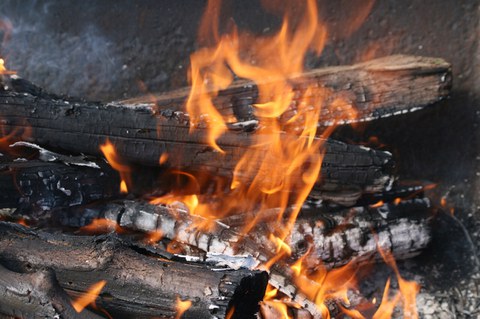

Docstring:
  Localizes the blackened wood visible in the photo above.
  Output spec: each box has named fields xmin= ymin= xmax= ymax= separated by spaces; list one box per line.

xmin=0 ymin=160 xmax=120 ymax=212
xmin=0 ymin=264 xmax=103 ymax=319
xmin=124 ymin=55 xmax=451 ymax=126
xmin=0 ymin=222 xmax=268 ymax=319
xmin=0 ymin=76 xmax=394 ymax=205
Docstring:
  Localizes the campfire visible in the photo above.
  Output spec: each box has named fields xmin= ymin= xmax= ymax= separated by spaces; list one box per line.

xmin=0 ymin=1 xmax=478 ymax=318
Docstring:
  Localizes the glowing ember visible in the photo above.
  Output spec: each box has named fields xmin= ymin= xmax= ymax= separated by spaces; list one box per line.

xmin=72 ymin=280 xmax=107 ymax=313
xmin=100 ymin=139 xmax=131 ymax=193
xmin=370 ymin=200 xmax=385 ymax=208
xmin=175 ymin=297 xmax=192 ymax=319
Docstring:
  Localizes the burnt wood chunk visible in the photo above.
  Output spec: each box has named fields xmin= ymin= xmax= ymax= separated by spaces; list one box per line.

xmin=0 ymin=222 xmax=268 ymax=319
xmin=0 ymin=160 xmax=120 ymax=212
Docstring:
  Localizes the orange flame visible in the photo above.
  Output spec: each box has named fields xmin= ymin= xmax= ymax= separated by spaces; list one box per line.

xmin=72 ymin=280 xmax=107 ymax=313
xmin=260 ymin=300 xmax=292 ymax=319
xmin=164 ymin=0 xmax=357 ymax=254
xmin=100 ymin=139 xmax=131 ymax=193
xmin=79 ymin=218 xmax=123 ymax=235
xmin=175 ymin=297 xmax=192 ymax=319
xmin=225 ymin=306 xmax=236 ymax=319
xmin=150 ymin=1 xmax=413 ymax=318
xmin=0 ymin=58 xmax=15 ymax=75
xmin=370 ymin=200 xmax=385 ymax=208
xmin=144 ymin=230 xmax=164 ymax=244
xmin=377 ymin=241 xmax=420 ymax=318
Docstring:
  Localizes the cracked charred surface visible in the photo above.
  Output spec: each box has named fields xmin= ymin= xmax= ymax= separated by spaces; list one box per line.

xmin=124 ymin=55 xmax=452 ymax=127
xmin=0 ymin=222 xmax=268 ymax=319
xmin=0 ymin=75 xmax=397 ymax=205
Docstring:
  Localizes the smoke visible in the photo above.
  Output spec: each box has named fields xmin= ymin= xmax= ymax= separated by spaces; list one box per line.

xmin=0 ymin=1 xmax=126 ymax=100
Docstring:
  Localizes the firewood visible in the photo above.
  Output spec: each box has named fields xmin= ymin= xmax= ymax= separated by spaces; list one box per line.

xmin=0 ymin=222 xmax=268 ymax=319
xmin=0 ymin=74 xmax=401 ymax=206
xmin=45 ymin=198 xmax=431 ymax=270
xmin=124 ymin=55 xmax=451 ymax=126
xmin=0 ymin=264 xmax=103 ymax=319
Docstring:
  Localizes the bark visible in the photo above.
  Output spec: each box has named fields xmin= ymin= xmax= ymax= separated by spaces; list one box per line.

xmin=0 ymin=74 xmax=396 ymax=205
xmin=0 ymin=222 xmax=268 ymax=319
xmin=123 ymin=55 xmax=451 ymax=126
xmin=0 ymin=264 xmax=103 ymax=319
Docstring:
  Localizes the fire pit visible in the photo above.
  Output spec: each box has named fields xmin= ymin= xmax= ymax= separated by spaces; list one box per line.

xmin=0 ymin=1 xmax=478 ymax=318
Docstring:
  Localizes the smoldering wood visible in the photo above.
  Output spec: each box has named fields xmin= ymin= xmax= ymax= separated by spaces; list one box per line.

xmin=47 ymin=198 xmax=431 ymax=271
xmin=0 ymin=222 xmax=268 ymax=319
xmin=0 ymin=76 xmax=397 ymax=205
xmin=124 ymin=55 xmax=451 ymax=126
xmin=0 ymin=264 xmax=103 ymax=319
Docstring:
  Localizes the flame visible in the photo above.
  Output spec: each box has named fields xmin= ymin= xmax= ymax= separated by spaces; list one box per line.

xmin=161 ymin=0 xmax=357 ymax=253
xmin=0 ymin=58 xmax=15 ymax=75
xmin=149 ymin=1 xmax=416 ymax=318
xmin=0 ymin=119 xmax=31 ymax=152
xmin=175 ymin=297 xmax=192 ymax=319
xmin=16 ymin=218 xmax=28 ymax=227
xmin=79 ymin=218 xmax=123 ymax=235
xmin=72 ymin=280 xmax=107 ymax=313
xmin=260 ymin=300 xmax=292 ymax=319
xmin=159 ymin=153 xmax=169 ymax=165
xmin=377 ymin=241 xmax=420 ymax=319
xmin=370 ymin=200 xmax=384 ymax=208
xmin=225 ymin=307 xmax=235 ymax=319
xmin=100 ymin=139 xmax=131 ymax=193
xmin=144 ymin=230 xmax=163 ymax=244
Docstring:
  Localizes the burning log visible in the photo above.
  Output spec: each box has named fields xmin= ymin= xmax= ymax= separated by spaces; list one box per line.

xmin=46 ymin=197 xmax=431 ymax=271
xmin=0 ymin=56 xmax=451 ymax=204
xmin=0 ymin=222 xmax=268 ymax=319
xmin=124 ymin=55 xmax=451 ymax=126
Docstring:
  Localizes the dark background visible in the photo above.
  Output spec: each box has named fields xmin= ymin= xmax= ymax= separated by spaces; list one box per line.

xmin=0 ymin=0 xmax=479 ymax=249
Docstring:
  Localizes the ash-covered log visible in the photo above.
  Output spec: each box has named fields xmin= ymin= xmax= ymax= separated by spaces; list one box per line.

xmin=0 ymin=222 xmax=268 ymax=319
xmin=46 ymin=197 xmax=431 ymax=271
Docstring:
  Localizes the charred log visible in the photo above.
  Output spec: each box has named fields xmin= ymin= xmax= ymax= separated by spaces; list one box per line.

xmin=0 ymin=222 xmax=268 ymax=319
xmin=1 ymin=71 xmax=414 ymax=204
xmin=0 ymin=159 xmax=120 ymax=212
xmin=0 ymin=264 xmax=103 ymax=319
xmin=124 ymin=55 xmax=451 ymax=126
